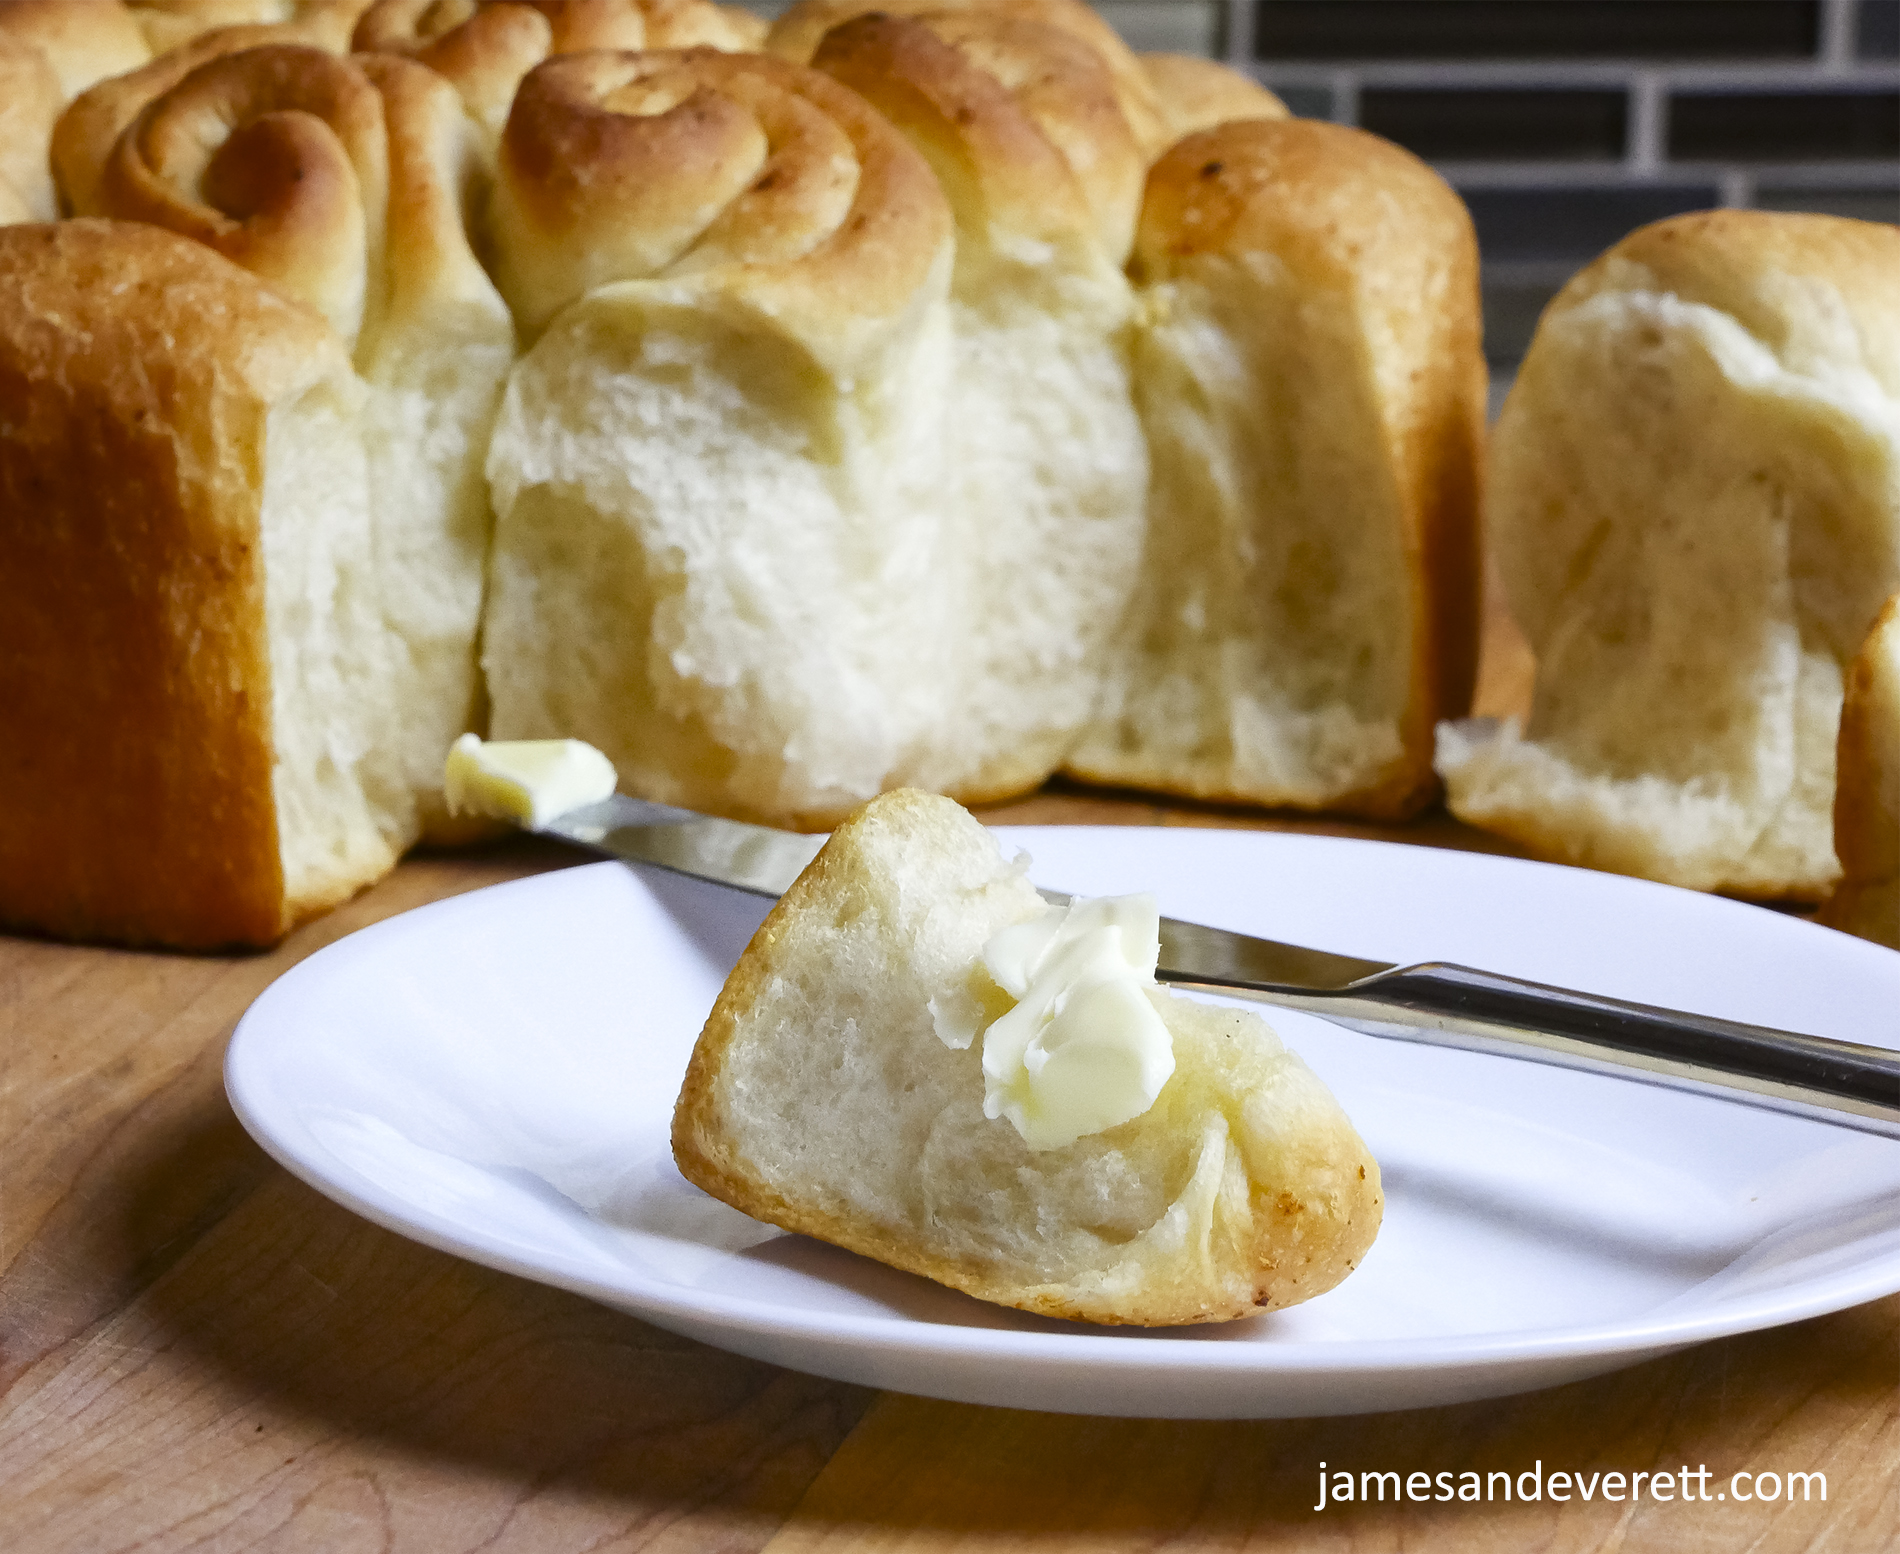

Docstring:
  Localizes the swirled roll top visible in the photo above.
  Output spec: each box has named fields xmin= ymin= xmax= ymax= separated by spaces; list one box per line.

xmin=54 ymin=21 xmax=335 ymax=217
xmin=489 ymin=50 xmax=955 ymax=351
xmin=99 ymin=46 xmax=388 ymax=350
xmin=91 ymin=43 xmax=495 ymax=367
xmin=769 ymin=0 xmax=1166 ymax=159
xmin=353 ymin=0 xmax=767 ymax=140
xmin=801 ymin=10 xmax=1140 ymax=275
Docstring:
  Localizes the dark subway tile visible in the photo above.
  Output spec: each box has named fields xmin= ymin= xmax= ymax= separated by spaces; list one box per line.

xmin=1482 ymin=278 xmax=1567 ymax=365
xmin=1460 ymin=184 xmax=1721 ymax=262
xmin=1754 ymin=182 xmax=1900 ymax=222
xmin=1272 ymin=83 xmax=1336 ymax=119
xmin=1254 ymin=1 xmax=1821 ymax=61
xmin=1359 ymin=88 xmax=1627 ymax=160
xmin=1859 ymin=0 xmax=1900 ymax=60
xmin=1669 ymin=90 xmax=1900 ymax=160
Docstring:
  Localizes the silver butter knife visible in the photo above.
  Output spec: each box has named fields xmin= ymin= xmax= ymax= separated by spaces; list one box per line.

xmin=545 ymin=794 xmax=1900 ymax=1142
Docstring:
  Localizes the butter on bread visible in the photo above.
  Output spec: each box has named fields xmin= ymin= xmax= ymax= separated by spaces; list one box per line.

xmin=1439 ymin=210 xmax=1900 ymax=899
xmin=672 ymin=789 xmax=1383 ymax=1326
xmin=1821 ymin=594 xmax=1900 ymax=948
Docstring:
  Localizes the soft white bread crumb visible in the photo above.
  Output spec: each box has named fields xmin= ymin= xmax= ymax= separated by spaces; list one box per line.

xmin=1821 ymin=593 xmax=1900 ymax=947
xmin=672 ymin=789 xmax=1383 ymax=1325
xmin=1440 ymin=211 xmax=1900 ymax=900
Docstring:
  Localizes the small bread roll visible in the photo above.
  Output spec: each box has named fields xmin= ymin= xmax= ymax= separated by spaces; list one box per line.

xmin=95 ymin=44 xmax=515 ymax=839
xmin=480 ymin=50 xmax=958 ymax=828
xmin=799 ymin=8 xmax=1151 ymax=803
xmin=127 ymin=0 xmax=375 ymax=54
xmin=673 ymin=788 xmax=1383 ymax=1325
xmin=1821 ymin=594 xmax=1900 ymax=947
xmin=1439 ymin=211 xmax=1900 ymax=899
xmin=0 ymin=221 xmax=396 ymax=948
xmin=1139 ymin=51 xmax=1287 ymax=147
xmin=352 ymin=0 xmax=766 ymax=144
xmin=1068 ymin=120 xmax=1485 ymax=819
xmin=0 ymin=33 xmax=61 ymax=224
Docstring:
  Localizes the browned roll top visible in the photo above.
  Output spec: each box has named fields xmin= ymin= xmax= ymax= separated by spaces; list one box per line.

xmin=99 ymin=45 xmax=389 ymax=347
xmin=769 ymin=0 xmax=1165 ymax=158
xmin=130 ymin=0 xmax=374 ymax=53
xmin=805 ymin=8 xmax=1143 ymax=268
xmin=490 ymin=48 xmax=953 ymax=340
xmin=354 ymin=0 xmax=766 ymax=133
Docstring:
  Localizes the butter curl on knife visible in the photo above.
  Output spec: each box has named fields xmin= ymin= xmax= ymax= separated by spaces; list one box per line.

xmin=445 ymin=734 xmax=619 ymax=830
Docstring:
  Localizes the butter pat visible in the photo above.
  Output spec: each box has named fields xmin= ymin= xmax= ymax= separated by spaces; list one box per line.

xmin=444 ymin=733 xmax=618 ymax=829
xmin=977 ymin=894 xmax=1174 ymax=1151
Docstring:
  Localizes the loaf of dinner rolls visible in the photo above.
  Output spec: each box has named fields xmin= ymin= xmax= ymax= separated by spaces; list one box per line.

xmin=1439 ymin=211 xmax=1900 ymax=899
xmin=1068 ymin=119 xmax=1484 ymax=818
xmin=0 ymin=221 xmax=404 ymax=948
xmin=673 ymin=789 xmax=1383 ymax=1325
xmin=90 ymin=44 xmax=515 ymax=840
xmin=480 ymin=49 xmax=959 ymax=828
xmin=1821 ymin=594 xmax=1900 ymax=948
xmin=796 ymin=7 xmax=1151 ymax=803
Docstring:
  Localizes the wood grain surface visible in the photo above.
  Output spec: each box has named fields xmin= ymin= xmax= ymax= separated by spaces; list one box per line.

xmin=2 ymin=594 xmax=1895 ymax=1552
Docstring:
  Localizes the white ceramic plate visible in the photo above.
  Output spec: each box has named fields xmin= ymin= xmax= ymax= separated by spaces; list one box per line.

xmin=226 ymin=829 xmax=1900 ymax=1419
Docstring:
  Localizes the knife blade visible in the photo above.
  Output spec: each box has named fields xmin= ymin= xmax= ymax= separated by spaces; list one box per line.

xmin=544 ymin=794 xmax=1900 ymax=1142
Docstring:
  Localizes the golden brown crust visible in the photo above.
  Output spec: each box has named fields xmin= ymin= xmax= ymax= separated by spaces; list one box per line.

xmin=1122 ymin=118 xmax=1485 ymax=820
xmin=53 ymin=21 xmax=328 ymax=216
xmin=98 ymin=45 xmax=390 ymax=347
xmin=1139 ymin=51 xmax=1286 ymax=149
xmin=807 ymin=8 xmax=1141 ymax=267
xmin=0 ymin=1 xmax=151 ymax=101
xmin=489 ymin=47 xmax=953 ymax=341
xmin=770 ymin=0 xmax=1166 ymax=157
xmin=353 ymin=0 xmax=763 ymax=135
xmin=0 ymin=221 xmax=346 ymax=950
xmin=0 ymin=33 xmax=62 ymax=223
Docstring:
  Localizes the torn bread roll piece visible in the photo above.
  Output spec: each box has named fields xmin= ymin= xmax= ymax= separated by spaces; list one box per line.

xmin=95 ymin=44 xmax=516 ymax=840
xmin=481 ymin=49 xmax=958 ymax=829
xmin=0 ymin=221 xmax=399 ymax=948
xmin=1067 ymin=119 xmax=1485 ymax=819
xmin=797 ymin=7 xmax=1151 ymax=804
xmin=1439 ymin=211 xmax=1900 ymax=899
xmin=1821 ymin=594 xmax=1900 ymax=948
xmin=672 ymin=789 xmax=1383 ymax=1326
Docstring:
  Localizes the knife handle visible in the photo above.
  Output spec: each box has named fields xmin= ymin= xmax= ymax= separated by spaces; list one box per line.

xmin=1186 ymin=963 xmax=1900 ymax=1141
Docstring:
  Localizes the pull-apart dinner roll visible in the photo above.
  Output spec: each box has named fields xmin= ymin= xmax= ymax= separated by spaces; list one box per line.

xmin=481 ymin=50 xmax=957 ymax=828
xmin=94 ymin=44 xmax=515 ymax=839
xmin=794 ymin=6 xmax=1152 ymax=803
xmin=1822 ymin=594 xmax=1900 ymax=947
xmin=353 ymin=0 xmax=766 ymax=144
xmin=1068 ymin=120 xmax=1485 ymax=818
xmin=1439 ymin=211 xmax=1900 ymax=898
xmin=0 ymin=222 xmax=394 ymax=948
xmin=674 ymin=788 xmax=1383 ymax=1325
